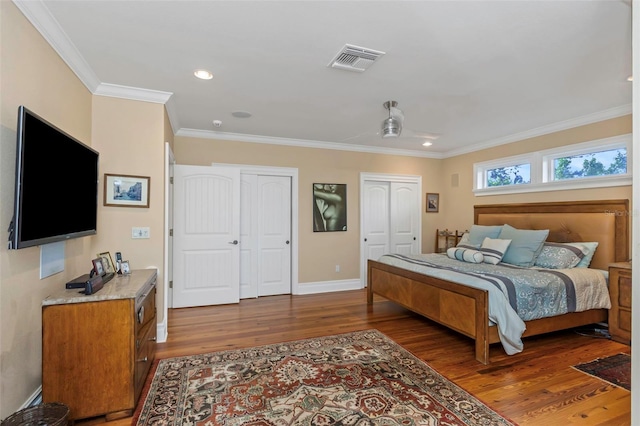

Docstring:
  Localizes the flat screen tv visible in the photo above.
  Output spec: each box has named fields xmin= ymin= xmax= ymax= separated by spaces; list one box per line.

xmin=9 ymin=106 xmax=99 ymax=249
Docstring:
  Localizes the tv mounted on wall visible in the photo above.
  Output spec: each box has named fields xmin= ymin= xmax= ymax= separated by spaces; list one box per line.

xmin=8 ymin=106 xmax=99 ymax=249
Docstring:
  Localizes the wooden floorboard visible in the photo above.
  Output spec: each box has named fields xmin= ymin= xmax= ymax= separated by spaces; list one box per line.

xmin=77 ymin=289 xmax=630 ymax=425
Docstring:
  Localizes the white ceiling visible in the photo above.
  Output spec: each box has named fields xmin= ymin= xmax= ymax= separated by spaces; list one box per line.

xmin=15 ymin=0 xmax=633 ymax=158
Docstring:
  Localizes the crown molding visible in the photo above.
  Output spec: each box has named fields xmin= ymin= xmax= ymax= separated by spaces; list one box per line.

xmin=443 ymin=104 xmax=633 ymax=158
xmin=94 ymin=83 xmax=173 ymax=104
xmin=176 ymin=128 xmax=444 ymax=159
xmin=13 ymin=0 xmax=101 ymax=92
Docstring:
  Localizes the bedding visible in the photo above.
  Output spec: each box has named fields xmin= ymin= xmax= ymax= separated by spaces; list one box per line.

xmin=377 ymin=252 xmax=610 ymax=355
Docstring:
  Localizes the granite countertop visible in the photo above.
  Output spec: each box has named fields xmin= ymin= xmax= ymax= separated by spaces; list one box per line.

xmin=43 ymin=269 xmax=157 ymax=306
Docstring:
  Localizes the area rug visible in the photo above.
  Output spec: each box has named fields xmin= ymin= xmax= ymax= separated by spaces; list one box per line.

xmin=573 ymin=353 xmax=631 ymax=391
xmin=134 ymin=329 xmax=515 ymax=425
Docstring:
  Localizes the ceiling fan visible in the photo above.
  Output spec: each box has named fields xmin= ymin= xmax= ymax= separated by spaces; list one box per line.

xmin=342 ymin=101 xmax=440 ymax=144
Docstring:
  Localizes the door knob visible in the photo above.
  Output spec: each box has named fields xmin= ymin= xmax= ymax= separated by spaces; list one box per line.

xmin=229 ymin=240 xmax=238 ymax=245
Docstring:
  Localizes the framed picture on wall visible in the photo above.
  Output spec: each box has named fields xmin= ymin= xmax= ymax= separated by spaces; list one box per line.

xmin=313 ymin=183 xmax=347 ymax=232
xmin=104 ymin=174 xmax=150 ymax=207
xmin=426 ymin=193 xmax=439 ymax=213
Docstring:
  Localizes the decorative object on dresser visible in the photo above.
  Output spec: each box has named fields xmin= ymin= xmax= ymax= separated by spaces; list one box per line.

xmin=368 ymin=199 xmax=629 ymax=364
xmin=608 ymin=262 xmax=631 ymax=344
xmin=42 ymin=269 xmax=157 ymax=421
xmin=98 ymin=251 xmax=115 ymax=273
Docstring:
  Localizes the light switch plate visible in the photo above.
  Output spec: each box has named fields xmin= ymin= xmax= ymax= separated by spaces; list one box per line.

xmin=132 ymin=227 xmax=150 ymax=239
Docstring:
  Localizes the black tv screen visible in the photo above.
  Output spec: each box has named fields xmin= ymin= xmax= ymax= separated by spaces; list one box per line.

xmin=9 ymin=106 xmax=99 ymax=249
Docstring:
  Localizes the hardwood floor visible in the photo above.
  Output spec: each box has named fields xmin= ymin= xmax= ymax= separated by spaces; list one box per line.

xmin=80 ymin=289 xmax=630 ymax=425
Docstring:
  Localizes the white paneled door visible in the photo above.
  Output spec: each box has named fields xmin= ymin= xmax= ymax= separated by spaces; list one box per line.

xmin=240 ymin=175 xmax=291 ymax=298
xmin=361 ymin=176 xmax=420 ymax=286
xmin=173 ymin=165 xmax=240 ymax=307
xmin=257 ymin=175 xmax=291 ymax=296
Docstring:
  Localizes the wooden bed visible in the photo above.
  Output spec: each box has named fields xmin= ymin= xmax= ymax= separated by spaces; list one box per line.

xmin=367 ymin=199 xmax=629 ymax=364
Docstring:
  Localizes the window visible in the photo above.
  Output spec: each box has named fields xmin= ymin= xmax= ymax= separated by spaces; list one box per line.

xmin=474 ymin=134 xmax=631 ymax=195
xmin=486 ymin=163 xmax=531 ymax=187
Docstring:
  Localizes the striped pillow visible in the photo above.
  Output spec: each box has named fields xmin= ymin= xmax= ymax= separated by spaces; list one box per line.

xmin=480 ymin=237 xmax=512 ymax=265
xmin=447 ymin=247 xmax=484 ymax=264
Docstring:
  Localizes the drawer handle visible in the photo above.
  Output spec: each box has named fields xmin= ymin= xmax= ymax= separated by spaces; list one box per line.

xmin=149 ymin=336 xmax=157 ymax=342
xmin=137 ymin=306 xmax=145 ymax=324
xmin=137 ymin=357 xmax=148 ymax=363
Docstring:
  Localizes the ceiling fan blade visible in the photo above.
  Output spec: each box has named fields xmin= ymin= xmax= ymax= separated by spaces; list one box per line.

xmin=402 ymin=129 xmax=440 ymax=140
xmin=389 ymin=106 xmax=404 ymax=124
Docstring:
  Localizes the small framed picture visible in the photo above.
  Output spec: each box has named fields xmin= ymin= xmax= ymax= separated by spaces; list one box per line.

xmin=426 ymin=193 xmax=439 ymax=213
xmin=91 ymin=258 xmax=105 ymax=276
xmin=121 ymin=260 xmax=131 ymax=274
xmin=98 ymin=252 xmax=115 ymax=274
xmin=104 ymin=174 xmax=150 ymax=208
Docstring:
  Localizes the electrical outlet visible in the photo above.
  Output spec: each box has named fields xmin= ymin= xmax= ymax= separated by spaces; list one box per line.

xmin=335 ymin=264 xmax=340 ymax=272
xmin=132 ymin=227 xmax=150 ymax=239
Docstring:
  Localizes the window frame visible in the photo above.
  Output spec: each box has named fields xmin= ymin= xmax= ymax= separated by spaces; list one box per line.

xmin=473 ymin=134 xmax=632 ymax=196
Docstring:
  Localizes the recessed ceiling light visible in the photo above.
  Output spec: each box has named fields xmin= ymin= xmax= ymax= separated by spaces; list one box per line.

xmin=231 ymin=111 xmax=252 ymax=118
xmin=194 ymin=69 xmax=213 ymax=80
xmin=422 ymin=141 xmax=433 ymax=147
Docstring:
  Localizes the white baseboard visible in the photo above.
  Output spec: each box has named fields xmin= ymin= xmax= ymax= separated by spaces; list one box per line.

xmin=157 ymin=318 xmax=168 ymax=343
xmin=21 ymin=385 xmax=42 ymax=409
xmin=294 ymin=279 xmax=362 ymax=295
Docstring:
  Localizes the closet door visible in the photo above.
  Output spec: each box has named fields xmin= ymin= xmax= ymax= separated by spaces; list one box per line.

xmin=257 ymin=175 xmax=291 ymax=296
xmin=362 ymin=181 xmax=390 ymax=263
xmin=239 ymin=174 xmax=292 ymax=298
xmin=389 ymin=182 xmax=419 ymax=255
xmin=360 ymin=175 xmax=421 ymax=287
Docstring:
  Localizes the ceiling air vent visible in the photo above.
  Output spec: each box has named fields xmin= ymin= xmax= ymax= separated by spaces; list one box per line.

xmin=328 ymin=44 xmax=385 ymax=73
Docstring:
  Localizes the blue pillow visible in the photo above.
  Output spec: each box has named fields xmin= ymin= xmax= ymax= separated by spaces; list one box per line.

xmin=498 ymin=224 xmax=549 ymax=267
xmin=465 ymin=225 xmax=503 ymax=249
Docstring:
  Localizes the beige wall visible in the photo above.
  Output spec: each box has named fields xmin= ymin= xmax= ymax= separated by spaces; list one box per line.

xmin=89 ymin=96 xmax=166 ymax=323
xmin=0 ymin=2 xmax=94 ymax=416
xmin=174 ymin=137 xmax=443 ymax=282
xmin=441 ymin=115 xmax=632 ymax=232
xmin=176 ymin=115 xmax=632 ymax=284
xmin=0 ymin=3 xmax=166 ymax=417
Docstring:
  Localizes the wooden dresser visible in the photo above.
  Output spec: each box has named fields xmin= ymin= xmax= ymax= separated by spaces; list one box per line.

xmin=42 ymin=269 xmax=157 ymax=421
xmin=608 ymin=262 xmax=631 ymax=345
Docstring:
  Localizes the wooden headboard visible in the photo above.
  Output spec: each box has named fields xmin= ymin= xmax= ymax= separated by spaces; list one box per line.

xmin=474 ymin=199 xmax=629 ymax=270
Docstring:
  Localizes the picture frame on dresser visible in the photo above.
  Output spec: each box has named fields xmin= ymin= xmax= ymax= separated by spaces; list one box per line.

xmin=91 ymin=258 xmax=104 ymax=277
xmin=98 ymin=251 xmax=115 ymax=274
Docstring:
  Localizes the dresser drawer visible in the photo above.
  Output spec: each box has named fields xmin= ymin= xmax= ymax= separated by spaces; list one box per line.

xmin=134 ymin=313 xmax=157 ymax=400
xmin=618 ymin=274 xmax=631 ymax=309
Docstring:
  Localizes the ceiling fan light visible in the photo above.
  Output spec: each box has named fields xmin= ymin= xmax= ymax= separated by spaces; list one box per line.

xmin=381 ymin=117 xmax=401 ymax=138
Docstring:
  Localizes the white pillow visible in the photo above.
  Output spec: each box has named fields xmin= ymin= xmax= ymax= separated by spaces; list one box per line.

xmin=480 ymin=237 xmax=512 ymax=265
xmin=447 ymin=247 xmax=484 ymax=264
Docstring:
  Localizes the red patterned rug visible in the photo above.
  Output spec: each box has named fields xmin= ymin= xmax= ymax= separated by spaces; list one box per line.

xmin=134 ymin=329 xmax=515 ymax=425
xmin=573 ymin=353 xmax=631 ymax=391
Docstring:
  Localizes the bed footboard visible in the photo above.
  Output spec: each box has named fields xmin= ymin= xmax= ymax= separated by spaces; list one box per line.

xmin=367 ymin=259 xmax=491 ymax=364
